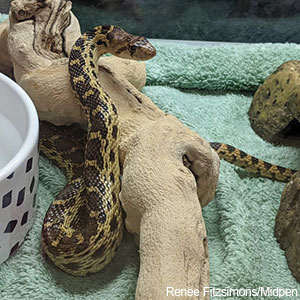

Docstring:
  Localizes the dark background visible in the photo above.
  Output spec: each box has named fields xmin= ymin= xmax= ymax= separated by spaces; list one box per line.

xmin=0 ymin=0 xmax=10 ymax=13
xmin=2 ymin=0 xmax=300 ymax=43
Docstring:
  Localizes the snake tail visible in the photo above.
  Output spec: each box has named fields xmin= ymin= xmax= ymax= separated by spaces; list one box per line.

xmin=210 ymin=142 xmax=297 ymax=183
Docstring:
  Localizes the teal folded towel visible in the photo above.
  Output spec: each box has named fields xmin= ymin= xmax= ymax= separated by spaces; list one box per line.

xmin=0 ymin=13 xmax=8 ymax=23
xmin=1 ymin=25 xmax=300 ymax=299
xmin=147 ymin=41 xmax=300 ymax=91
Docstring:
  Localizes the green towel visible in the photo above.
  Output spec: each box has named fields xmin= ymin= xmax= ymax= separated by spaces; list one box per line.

xmin=1 ymin=20 xmax=300 ymax=299
xmin=0 ymin=13 xmax=7 ymax=22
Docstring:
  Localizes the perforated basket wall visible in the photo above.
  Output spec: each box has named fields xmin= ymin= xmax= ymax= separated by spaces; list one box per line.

xmin=0 ymin=146 xmax=38 ymax=264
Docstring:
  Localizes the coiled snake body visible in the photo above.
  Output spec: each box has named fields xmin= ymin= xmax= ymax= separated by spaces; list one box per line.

xmin=41 ymin=25 xmax=155 ymax=276
xmin=40 ymin=25 xmax=296 ymax=277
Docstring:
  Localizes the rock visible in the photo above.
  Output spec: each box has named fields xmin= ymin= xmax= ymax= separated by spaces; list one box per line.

xmin=275 ymin=172 xmax=300 ymax=282
xmin=248 ymin=60 xmax=300 ymax=146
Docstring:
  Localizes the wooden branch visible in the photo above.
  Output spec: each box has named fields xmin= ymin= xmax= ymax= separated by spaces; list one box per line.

xmin=0 ymin=19 xmax=13 ymax=78
xmin=4 ymin=1 xmax=220 ymax=298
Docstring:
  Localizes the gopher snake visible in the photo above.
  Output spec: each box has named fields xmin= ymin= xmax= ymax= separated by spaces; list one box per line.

xmin=210 ymin=142 xmax=296 ymax=182
xmin=40 ymin=25 xmax=296 ymax=277
xmin=40 ymin=25 xmax=155 ymax=276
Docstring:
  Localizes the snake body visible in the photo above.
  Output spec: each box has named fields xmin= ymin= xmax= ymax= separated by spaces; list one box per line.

xmin=210 ymin=142 xmax=297 ymax=182
xmin=41 ymin=25 xmax=155 ymax=276
xmin=40 ymin=25 xmax=296 ymax=277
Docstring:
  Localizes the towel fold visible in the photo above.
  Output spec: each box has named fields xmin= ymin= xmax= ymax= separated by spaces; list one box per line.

xmin=1 ymin=31 xmax=300 ymax=299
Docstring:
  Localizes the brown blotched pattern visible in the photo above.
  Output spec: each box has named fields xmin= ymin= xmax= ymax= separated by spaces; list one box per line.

xmin=210 ymin=142 xmax=296 ymax=182
xmin=40 ymin=25 xmax=156 ymax=276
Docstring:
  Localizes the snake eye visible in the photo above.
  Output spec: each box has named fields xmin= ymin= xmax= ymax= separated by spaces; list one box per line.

xmin=130 ymin=45 xmax=137 ymax=53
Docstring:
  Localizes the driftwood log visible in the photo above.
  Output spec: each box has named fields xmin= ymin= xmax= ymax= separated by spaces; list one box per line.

xmin=0 ymin=18 xmax=13 ymax=78
xmin=2 ymin=0 xmax=220 ymax=299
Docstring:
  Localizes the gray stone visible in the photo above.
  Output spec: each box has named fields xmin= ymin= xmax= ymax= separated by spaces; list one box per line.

xmin=248 ymin=60 xmax=300 ymax=146
xmin=275 ymin=173 xmax=300 ymax=283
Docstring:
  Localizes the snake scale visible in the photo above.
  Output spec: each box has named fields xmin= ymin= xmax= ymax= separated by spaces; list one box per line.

xmin=210 ymin=142 xmax=296 ymax=182
xmin=40 ymin=25 xmax=297 ymax=276
xmin=40 ymin=25 xmax=155 ymax=276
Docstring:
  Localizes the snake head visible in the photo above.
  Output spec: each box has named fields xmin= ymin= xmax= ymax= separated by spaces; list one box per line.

xmin=126 ymin=36 xmax=156 ymax=61
xmin=107 ymin=26 xmax=156 ymax=61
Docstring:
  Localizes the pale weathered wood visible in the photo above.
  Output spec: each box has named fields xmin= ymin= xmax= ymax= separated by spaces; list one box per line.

xmin=3 ymin=1 xmax=220 ymax=298
xmin=0 ymin=18 xmax=13 ymax=78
